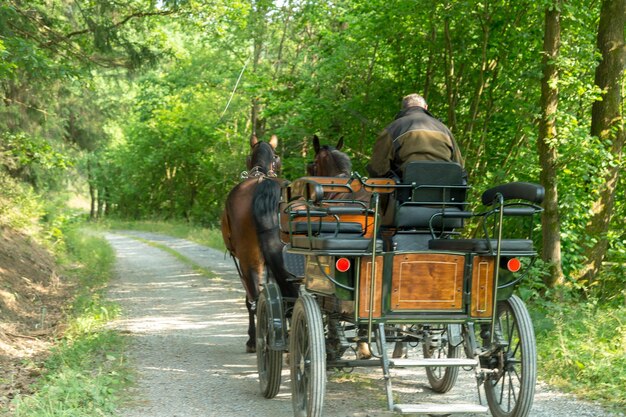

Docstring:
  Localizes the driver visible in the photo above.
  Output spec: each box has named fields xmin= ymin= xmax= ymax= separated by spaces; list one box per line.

xmin=366 ymin=93 xmax=464 ymax=181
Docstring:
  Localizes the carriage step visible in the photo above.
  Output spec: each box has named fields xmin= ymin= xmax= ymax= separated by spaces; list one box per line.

xmin=390 ymin=358 xmax=479 ymax=368
xmin=394 ymin=403 xmax=489 ymax=415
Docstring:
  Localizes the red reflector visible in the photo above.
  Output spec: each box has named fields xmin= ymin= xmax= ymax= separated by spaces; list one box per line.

xmin=507 ymin=258 xmax=521 ymax=272
xmin=336 ymin=257 xmax=351 ymax=272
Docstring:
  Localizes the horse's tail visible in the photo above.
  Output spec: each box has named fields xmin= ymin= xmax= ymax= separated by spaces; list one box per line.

xmin=252 ymin=179 xmax=298 ymax=298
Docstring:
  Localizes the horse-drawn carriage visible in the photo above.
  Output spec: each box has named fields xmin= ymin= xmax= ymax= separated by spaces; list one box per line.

xmin=223 ymin=137 xmax=544 ymax=417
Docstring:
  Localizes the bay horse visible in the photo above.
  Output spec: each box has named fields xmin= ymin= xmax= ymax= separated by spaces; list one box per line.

xmin=308 ymin=135 xmax=350 ymax=178
xmin=221 ymin=135 xmax=298 ymax=353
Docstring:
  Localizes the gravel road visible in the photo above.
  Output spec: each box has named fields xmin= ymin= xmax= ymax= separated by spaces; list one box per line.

xmin=104 ymin=231 xmax=620 ymax=417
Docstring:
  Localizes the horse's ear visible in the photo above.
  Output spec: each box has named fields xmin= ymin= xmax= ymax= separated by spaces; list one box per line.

xmin=313 ymin=135 xmax=321 ymax=154
xmin=250 ymin=135 xmax=258 ymax=147
xmin=336 ymin=136 xmax=344 ymax=151
xmin=269 ymin=134 xmax=278 ymax=149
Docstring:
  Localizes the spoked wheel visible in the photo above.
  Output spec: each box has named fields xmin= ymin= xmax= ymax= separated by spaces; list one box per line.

xmin=423 ymin=325 xmax=461 ymax=393
xmin=289 ymin=293 xmax=326 ymax=417
xmin=484 ymin=295 xmax=536 ymax=417
xmin=256 ymin=291 xmax=283 ymax=398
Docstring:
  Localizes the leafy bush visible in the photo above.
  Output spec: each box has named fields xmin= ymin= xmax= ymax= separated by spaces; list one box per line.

xmin=0 ymin=171 xmax=44 ymax=232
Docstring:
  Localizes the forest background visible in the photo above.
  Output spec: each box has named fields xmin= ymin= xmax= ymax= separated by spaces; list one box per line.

xmin=0 ymin=0 xmax=624 ymax=411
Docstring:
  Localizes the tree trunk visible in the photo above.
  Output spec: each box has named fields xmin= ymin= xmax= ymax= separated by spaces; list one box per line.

xmin=360 ymin=39 xmax=379 ymax=154
xmin=422 ymin=1 xmax=438 ymax=101
xmin=538 ymin=2 xmax=565 ymax=287
xmin=87 ymin=157 xmax=96 ymax=220
xmin=250 ymin=0 xmax=271 ymax=139
xmin=580 ymin=0 xmax=625 ymax=283
xmin=463 ymin=7 xmax=491 ymax=142
xmin=443 ymin=16 xmax=457 ymax=133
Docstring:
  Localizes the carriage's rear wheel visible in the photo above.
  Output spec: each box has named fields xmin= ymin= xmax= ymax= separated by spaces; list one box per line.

xmin=256 ymin=291 xmax=283 ymax=398
xmin=484 ymin=295 xmax=536 ymax=417
xmin=290 ymin=293 xmax=326 ymax=417
xmin=423 ymin=325 xmax=461 ymax=393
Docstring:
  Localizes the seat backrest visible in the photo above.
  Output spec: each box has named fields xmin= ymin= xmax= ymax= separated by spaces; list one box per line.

xmin=403 ymin=161 xmax=466 ymax=204
xmin=385 ymin=161 xmax=468 ymax=231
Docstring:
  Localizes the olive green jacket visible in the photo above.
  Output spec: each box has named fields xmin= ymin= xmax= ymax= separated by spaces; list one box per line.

xmin=366 ymin=107 xmax=464 ymax=178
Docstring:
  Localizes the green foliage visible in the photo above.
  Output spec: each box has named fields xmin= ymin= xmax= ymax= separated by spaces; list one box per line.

xmin=533 ymin=299 xmax=626 ymax=411
xmin=1 ymin=132 xmax=73 ymax=191
xmin=86 ymin=0 xmax=624 ymax=293
xmin=11 ymin=227 xmax=129 ymax=417
xmin=12 ymin=330 xmax=128 ymax=417
xmin=0 ymin=171 xmax=45 ymax=232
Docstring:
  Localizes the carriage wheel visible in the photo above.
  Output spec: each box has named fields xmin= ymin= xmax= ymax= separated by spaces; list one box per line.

xmin=290 ymin=294 xmax=326 ymax=417
xmin=423 ymin=325 xmax=461 ymax=393
xmin=256 ymin=291 xmax=283 ymax=399
xmin=484 ymin=295 xmax=536 ymax=417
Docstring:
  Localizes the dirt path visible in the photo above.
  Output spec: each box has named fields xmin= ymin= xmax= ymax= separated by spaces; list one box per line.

xmin=104 ymin=231 xmax=620 ymax=417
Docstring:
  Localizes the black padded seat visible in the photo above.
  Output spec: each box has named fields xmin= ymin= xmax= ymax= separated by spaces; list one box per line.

xmin=429 ymin=238 xmax=534 ymax=254
xmin=291 ymin=235 xmax=383 ymax=252
xmin=289 ymin=221 xmax=363 ymax=235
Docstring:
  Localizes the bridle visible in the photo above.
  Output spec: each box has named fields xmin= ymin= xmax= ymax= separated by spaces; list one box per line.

xmin=243 ymin=141 xmax=280 ymax=178
xmin=308 ymin=147 xmax=348 ymax=178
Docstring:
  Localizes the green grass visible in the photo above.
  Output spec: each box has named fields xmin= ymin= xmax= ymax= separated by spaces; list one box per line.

xmin=99 ymin=218 xmax=226 ymax=251
xmin=532 ymin=299 xmax=626 ymax=412
xmin=131 ymin=235 xmax=218 ymax=279
xmin=11 ymin=227 xmax=131 ymax=417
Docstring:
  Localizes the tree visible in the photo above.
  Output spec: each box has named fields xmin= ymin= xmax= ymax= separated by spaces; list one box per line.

xmin=579 ymin=0 xmax=626 ymax=283
xmin=538 ymin=1 xmax=565 ymax=287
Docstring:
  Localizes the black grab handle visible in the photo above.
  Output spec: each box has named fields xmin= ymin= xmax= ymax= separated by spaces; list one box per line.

xmin=481 ymin=182 xmax=545 ymax=205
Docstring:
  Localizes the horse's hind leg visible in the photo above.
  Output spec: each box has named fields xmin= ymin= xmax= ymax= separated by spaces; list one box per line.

xmin=245 ymin=295 xmax=256 ymax=353
xmin=392 ymin=325 xmax=408 ymax=358
xmin=242 ymin=266 xmax=262 ymax=354
xmin=356 ymin=326 xmax=372 ymax=359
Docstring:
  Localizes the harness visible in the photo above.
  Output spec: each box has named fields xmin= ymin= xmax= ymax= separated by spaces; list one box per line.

xmin=241 ymin=165 xmax=278 ymax=179
xmin=242 ymin=142 xmax=280 ymax=179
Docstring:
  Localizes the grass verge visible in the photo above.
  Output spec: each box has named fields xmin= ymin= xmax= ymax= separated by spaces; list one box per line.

xmin=131 ymin=235 xmax=218 ymax=279
xmin=532 ymin=299 xmax=626 ymax=413
xmin=10 ymin=227 xmax=131 ymax=417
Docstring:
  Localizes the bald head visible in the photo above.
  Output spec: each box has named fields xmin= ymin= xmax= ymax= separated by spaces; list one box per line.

xmin=401 ymin=94 xmax=428 ymax=110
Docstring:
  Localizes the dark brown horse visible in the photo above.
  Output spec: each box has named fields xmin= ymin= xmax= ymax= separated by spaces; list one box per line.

xmin=308 ymin=135 xmax=350 ymax=177
xmin=221 ymin=135 xmax=298 ymax=352
xmin=307 ymin=135 xmax=375 ymax=359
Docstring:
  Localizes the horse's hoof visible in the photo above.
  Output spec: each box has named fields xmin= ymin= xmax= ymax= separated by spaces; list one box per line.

xmin=392 ymin=345 xmax=407 ymax=358
xmin=246 ymin=345 xmax=256 ymax=353
xmin=356 ymin=343 xmax=372 ymax=360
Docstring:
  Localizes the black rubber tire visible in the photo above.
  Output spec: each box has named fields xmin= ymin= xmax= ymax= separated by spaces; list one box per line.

xmin=290 ymin=294 xmax=326 ymax=417
xmin=484 ymin=295 xmax=537 ymax=417
xmin=256 ymin=291 xmax=283 ymax=399
xmin=423 ymin=325 xmax=461 ymax=393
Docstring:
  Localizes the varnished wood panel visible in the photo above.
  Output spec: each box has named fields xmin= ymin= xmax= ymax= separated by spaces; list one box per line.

xmin=362 ymin=177 xmax=396 ymax=194
xmin=390 ymin=254 xmax=465 ymax=311
xmin=358 ymin=256 xmax=384 ymax=318
xmin=471 ymin=256 xmax=494 ymax=318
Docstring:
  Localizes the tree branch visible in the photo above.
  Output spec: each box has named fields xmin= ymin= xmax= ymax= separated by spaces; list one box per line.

xmin=48 ymin=10 xmax=178 ymax=47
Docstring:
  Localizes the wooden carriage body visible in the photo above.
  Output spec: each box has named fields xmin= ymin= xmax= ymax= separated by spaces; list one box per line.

xmin=279 ymin=164 xmax=540 ymax=328
xmin=268 ymin=162 xmax=544 ymax=416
